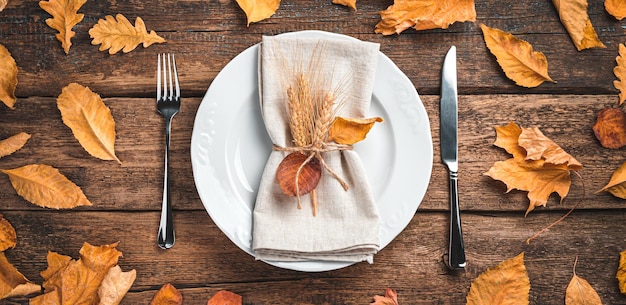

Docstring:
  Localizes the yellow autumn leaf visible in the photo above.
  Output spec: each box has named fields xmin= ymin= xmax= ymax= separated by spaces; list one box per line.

xmin=98 ymin=265 xmax=137 ymax=305
xmin=376 ymin=0 xmax=476 ymax=35
xmin=0 ymin=214 xmax=16 ymax=251
xmin=235 ymin=0 xmax=280 ymax=26
xmin=0 ymin=44 xmax=18 ymax=109
xmin=89 ymin=14 xmax=165 ymax=54
xmin=617 ymin=250 xmax=626 ymax=295
xmin=39 ymin=0 xmax=86 ymax=54
xmin=466 ymin=252 xmax=530 ymax=305
xmin=1 ymin=164 xmax=92 ymax=209
xmin=552 ymin=0 xmax=606 ymax=51
xmin=614 ymin=44 xmax=626 ymax=105
xmin=0 ymin=0 xmax=7 ymax=12
xmin=0 ymin=132 xmax=30 ymax=159
xmin=519 ymin=127 xmax=582 ymax=168
xmin=57 ymin=83 xmax=121 ymax=163
xmin=480 ymin=24 xmax=555 ymax=88
xmin=327 ymin=116 xmax=383 ymax=145
xmin=606 ymin=0 xmax=626 ymax=20
xmin=150 ymin=283 xmax=183 ymax=305
xmin=597 ymin=160 xmax=626 ymax=198
xmin=0 ymin=252 xmax=41 ymax=300
xmin=566 ymin=258 xmax=602 ymax=305
xmin=333 ymin=0 xmax=356 ymax=10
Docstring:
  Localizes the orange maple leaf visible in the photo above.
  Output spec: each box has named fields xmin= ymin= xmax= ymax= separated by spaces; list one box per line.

xmin=150 ymin=283 xmax=183 ymax=305
xmin=207 ymin=290 xmax=242 ymax=305
xmin=485 ymin=122 xmax=581 ymax=215
xmin=376 ymin=0 xmax=476 ymax=35
xmin=370 ymin=288 xmax=399 ymax=305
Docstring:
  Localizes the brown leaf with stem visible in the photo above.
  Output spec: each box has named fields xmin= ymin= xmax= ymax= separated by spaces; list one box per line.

xmin=0 ymin=44 xmax=17 ymax=109
xmin=0 ymin=252 xmax=41 ymax=300
xmin=207 ymin=290 xmax=242 ymax=305
xmin=1 ymin=164 xmax=92 ymax=209
xmin=597 ymin=160 xmax=626 ymax=198
xmin=150 ymin=283 xmax=183 ymax=305
xmin=376 ymin=0 xmax=476 ymax=35
xmin=328 ymin=117 xmax=383 ymax=145
xmin=89 ymin=14 xmax=165 ymax=54
xmin=276 ymin=152 xmax=321 ymax=197
xmin=235 ymin=0 xmax=280 ymax=26
xmin=370 ymin=288 xmax=398 ymax=305
xmin=0 ymin=132 xmax=30 ymax=159
xmin=606 ymin=0 xmax=626 ymax=20
xmin=480 ymin=24 xmax=555 ymax=88
xmin=57 ymin=83 xmax=121 ymax=163
xmin=485 ymin=122 xmax=581 ymax=215
xmin=466 ymin=252 xmax=530 ymax=305
xmin=333 ymin=0 xmax=356 ymax=10
xmin=565 ymin=257 xmax=602 ymax=304
xmin=552 ymin=0 xmax=606 ymax=51
xmin=39 ymin=0 xmax=86 ymax=54
xmin=98 ymin=265 xmax=137 ymax=305
xmin=593 ymin=108 xmax=626 ymax=149
xmin=617 ymin=250 xmax=626 ymax=295
xmin=0 ymin=214 xmax=16 ymax=251
xmin=614 ymin=44 xmax=626 ymax=105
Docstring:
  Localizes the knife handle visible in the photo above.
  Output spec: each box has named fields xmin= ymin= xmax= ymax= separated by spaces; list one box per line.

xmin=448 ymin=171 xmax=466 ymax=269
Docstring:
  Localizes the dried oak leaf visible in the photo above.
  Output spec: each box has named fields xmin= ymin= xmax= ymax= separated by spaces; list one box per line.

xmin=150 ymin=283 xmax=183 ymax=305
xmin=276 ymin=152 xmax=321 ymax=196
xmin=0 ymin=214 xmax=16 ymax=251
xmin=618 ymin=250 xmax=626 ymax=294
xmin=606 ymin=0 xmax=626 ymax=20
xmin=551 ymin=0 xmax=606 ymax=51
xmin=38 ymin=0 xmax=86 ymax=54
xmin=485 ymin=122 xmax=581 ymax=215
xmin=0 ymin=44 xmax=17 ymax=109
xmin=597 ymin=160 xmax=626 ymax=198
xmin=333 ymin=0 xmax=356 ymax=10
xmin=89 ymin=14 xmax=165 ymax=54
xmin=57 ymin=83 xmax=121 ymax=163
xmin=31 ymin=242 xmax=123 ymax=305
xmin=98 ymin=265 xmax=137 ymax=305
xmin=376 ymin=0 xmax=476 ymax=35
xmin=0 ymin=252 xmax=41 ymax=300
xmin=593 ymin=108 xmax=626 ymax=149
xmin=566 ymin=258 xmax=602 ymax=305
xmin=466 ymin=252 xmax=530 ymax=305
xmin=207 ymin=290 xmax=242 ymax=305
xmin=480 ymin=24 xmax=555 ymax=88
xmin=328 ymin=116 xmax=383 ymax=145
xmin=614 ymin=44 xmax=626 ymax=105
xmin=235 ymin=0 xmax=280 ymax=26
xmin=0 ymin=132 xmax=30 ymax=159
xmin=1 ymin=164 xmax=92 ymax=209
xmin=370 ymin=288 xmax=398 ymax=305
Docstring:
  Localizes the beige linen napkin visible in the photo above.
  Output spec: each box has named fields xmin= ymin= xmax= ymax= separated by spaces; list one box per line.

xmin=252 ymin=34 xmax=381 ymax=263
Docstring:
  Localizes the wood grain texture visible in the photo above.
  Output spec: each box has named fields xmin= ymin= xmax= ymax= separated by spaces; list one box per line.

xmin=1 ymin=0 xmax=626 ymax=304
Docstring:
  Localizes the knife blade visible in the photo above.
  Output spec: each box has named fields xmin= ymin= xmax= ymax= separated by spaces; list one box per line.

xmin=440 ymin=46 xmax=466 ymax=269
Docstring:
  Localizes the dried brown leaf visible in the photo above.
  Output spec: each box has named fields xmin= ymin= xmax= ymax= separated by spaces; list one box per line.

xmin=333 ymin=0 xmax=356 ymax=10
xmin=370 ymin=288 xmax=398 ymax=305
xmin=150 ymin=283 xmax=183 ymax=305
xmin=552 ymin=0 xmax=606 ymax=51
xmin=617 ymin=250 xmax=626 ymax=295
xmin=565 ymin=258 xmax=602 ymax=305
xmin=606 ymin=0 xmax=626 ymax=20
xmin=1 ymin=164 xmax=92 ymax=209
xmin=57 ymin=83 xmax=121 ymax=163
xmin=328 ymin=116 xmax=383 ymax=145
xmin=0 ymin=132 xmax=30 ymax=159
xmin=207 ymin=290 xmax=242 ymax=305
xmin=593 ymin=108 xmax=626 ymax=148
xmin=235 ymin=0 xmax=280 ymax=26
xmin=0 ymin=44 xmax=17 ymax=109
xmin=276 ymin=152 xmax=321 ymax=196
xmin=480 ymin=24 xmax=555 ymax=88
xmin=0 ymin=214 xmax=16 ymax=251
xmin=39 ymin=0 xmax=86 ymax=54
xmin=89 ymin=14 xmax=165 ymax=54
xmin=0 ymin=0 xmax=7 ymax=12
xmin=518 ymin=127 xmax=582 ymax=169
xmin=596 ymin=160 xmax=626 ymax=198
xmin=0 ymin=252 xmax=41 ymax=300
xmin=376 ymin=0 xmax=476 ymax=35
xmin=614 ymin=44 xmax=626 ymax=105
xmin=466 ymin=252 xmax=530 ymax=305
xmin=98 ymin=265 xmax=136 ymax=305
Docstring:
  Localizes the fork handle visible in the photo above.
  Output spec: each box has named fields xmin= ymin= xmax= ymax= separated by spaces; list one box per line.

xmin=158 ymin=117 xmax=175 ymax=249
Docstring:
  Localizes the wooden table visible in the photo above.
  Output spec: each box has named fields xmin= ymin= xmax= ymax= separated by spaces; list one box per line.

xmin=1 ymin=0 xmax=626 ymax=304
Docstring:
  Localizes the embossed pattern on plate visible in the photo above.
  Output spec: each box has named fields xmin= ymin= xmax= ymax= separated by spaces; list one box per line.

xmin=190 ymin=30 xmax=433 ymax=272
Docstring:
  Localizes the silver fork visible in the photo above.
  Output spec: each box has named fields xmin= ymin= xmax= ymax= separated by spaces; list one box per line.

xmin=156 ymin=53 xmax=180 ymax=249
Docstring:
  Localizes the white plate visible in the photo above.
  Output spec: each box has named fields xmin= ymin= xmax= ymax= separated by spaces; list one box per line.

xmin=191 ymin=31 xmax=433 ymax=272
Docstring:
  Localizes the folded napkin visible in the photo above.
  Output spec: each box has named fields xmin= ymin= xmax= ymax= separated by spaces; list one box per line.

xmin=252 ymin=34 xmax=381 ymax=263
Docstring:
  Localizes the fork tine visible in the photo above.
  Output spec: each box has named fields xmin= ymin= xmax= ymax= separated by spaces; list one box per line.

xmin=163 ymin=53 xmax=169 ymax=100
xmin=157 ymin=53 xmax=161 ymax=100
xmin=167 ymin=53 xmax=173 ymax=100
xmin=172 ymin=54 xmax=180 ymax=99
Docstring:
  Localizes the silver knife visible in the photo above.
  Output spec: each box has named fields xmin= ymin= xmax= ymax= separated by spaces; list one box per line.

xmin=440 ymin=46 xmax=466 ymax=269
